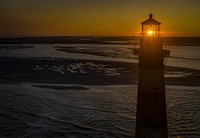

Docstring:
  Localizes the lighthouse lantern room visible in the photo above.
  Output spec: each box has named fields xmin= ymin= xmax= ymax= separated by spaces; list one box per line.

xmin=141 ymin=14 xmax=161 ymax=37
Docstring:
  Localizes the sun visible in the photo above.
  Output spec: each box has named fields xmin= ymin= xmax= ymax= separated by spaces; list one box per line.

xmin=147 ymin=30 xmax=153 ymax=35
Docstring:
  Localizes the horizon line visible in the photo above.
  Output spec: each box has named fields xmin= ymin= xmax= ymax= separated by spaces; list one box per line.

xmin=1 ymin=35 xmax=200 ymax=38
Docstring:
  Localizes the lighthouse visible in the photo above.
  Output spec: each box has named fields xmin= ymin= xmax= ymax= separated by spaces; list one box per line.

xmin=135 ymin=14 xmax=169 ymax=138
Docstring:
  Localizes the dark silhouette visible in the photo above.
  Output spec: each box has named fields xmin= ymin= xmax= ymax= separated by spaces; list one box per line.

xmin=135 ymin=14 xmax=169 ymax=138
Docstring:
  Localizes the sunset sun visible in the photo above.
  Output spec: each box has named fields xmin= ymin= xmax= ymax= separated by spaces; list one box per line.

xmin=147 ymin=30 xmax=153 ymax=35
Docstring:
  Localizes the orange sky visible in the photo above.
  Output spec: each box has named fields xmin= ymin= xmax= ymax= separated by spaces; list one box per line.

xmin=0 ymin=0 xmax=200 ymax=36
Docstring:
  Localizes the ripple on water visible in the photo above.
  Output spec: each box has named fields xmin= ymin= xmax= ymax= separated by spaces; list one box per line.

xmin=0 ymin=85 xmax=199 ymax=137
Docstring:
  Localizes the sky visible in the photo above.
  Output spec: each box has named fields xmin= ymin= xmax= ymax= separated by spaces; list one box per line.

xmin=0 ymin=0 xmax=200 ymax=36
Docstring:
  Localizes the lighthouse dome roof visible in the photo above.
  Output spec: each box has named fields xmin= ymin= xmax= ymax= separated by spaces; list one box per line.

xmin=141 ymin=14 xmax=161 ymax=25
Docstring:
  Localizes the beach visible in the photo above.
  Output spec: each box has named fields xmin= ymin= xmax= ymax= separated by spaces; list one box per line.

xmin=0 ymin=37 xmax=200 ymax=137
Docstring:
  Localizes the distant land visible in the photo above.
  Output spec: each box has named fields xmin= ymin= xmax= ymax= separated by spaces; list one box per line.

xmin=0 ymin=36 xmax=200 ymax=46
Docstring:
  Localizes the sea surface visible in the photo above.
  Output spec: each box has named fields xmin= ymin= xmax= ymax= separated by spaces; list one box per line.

xmin=0 ymin=37 xmax=200 ymax=137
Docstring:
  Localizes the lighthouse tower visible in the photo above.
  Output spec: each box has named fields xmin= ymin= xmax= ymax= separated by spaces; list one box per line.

xmin=135 ymin=14 xmax=169 ymax=138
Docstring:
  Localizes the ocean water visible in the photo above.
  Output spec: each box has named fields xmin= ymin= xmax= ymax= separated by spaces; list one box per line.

xmin=0 ymin=38 xmax=200 ymax=137
xmin=0 ymin=84 xmax=199 ymax=138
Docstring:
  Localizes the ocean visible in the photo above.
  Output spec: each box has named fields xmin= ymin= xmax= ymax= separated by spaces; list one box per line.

xmin=0 ymin=37 xmax=199 ymax=137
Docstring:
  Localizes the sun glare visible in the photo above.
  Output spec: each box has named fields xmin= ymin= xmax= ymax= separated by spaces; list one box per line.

xmin=147 ymin=30 xmax=153 ymax=35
